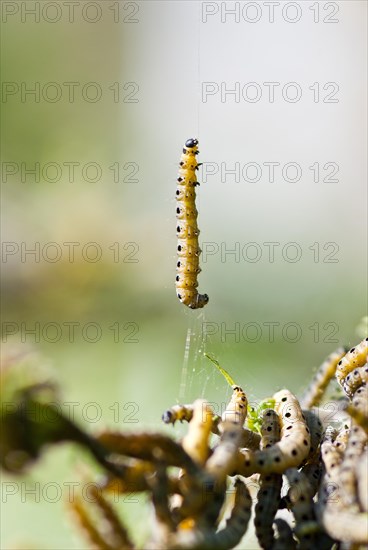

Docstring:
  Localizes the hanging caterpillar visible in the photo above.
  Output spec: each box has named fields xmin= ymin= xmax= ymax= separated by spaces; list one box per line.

xmin=176 ymin=138 xmax=209 ymax=309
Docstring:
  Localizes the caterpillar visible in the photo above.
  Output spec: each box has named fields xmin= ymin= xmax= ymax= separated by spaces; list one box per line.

xmin=356 ymin=450 xmax=368 ymax=511
xmin=335 ymin=337 xmax=368 ymax=386
xmin=169 ymin=479 xmax=251 ymax=550
xmin=146 ymin=462 xmax=176 ymax=536
xmin=285 ymin=470 xmax=316 ymax=537
xmin=176 ymin=138 xmax=209 ymax=309
xmin=182 ymin=399 xmax=213 ymax=466
xmin=162 ymin=404 xmax=194 ymax=425
xmin=346 ymin=384 xmax=368 ymax=431
xmin=342 ymin=364 xmax=368 ymax=398
xmin=96 ymin=431 xmax=199 ymax=475
xmin=333 ymin=427 xmax=350 ymax=452
xmin=338 ymin=424 xmax=367 ymax=508
xmin=318 ymin=432 xmax=368 ymax=544
xmin=205 ymin=389 xmax=246 ymax=482
xmin=300 ymin=346 xmax=347 ymax=409
xmin=235 ymin=390 xmax=311 ymax=476
xmin=162 ymin=403 xmax=222 ymax=435
xmin=272 ymin=518 xmax=296 ymax=550
xmin=205 ymin=354 xmax=248 ymax=427
xmin=69 ymin=482 xmax=134 ymax=550
xmin=302 ymin=409 xmax=323 ymax=460
xmin=254 ymin=409 xmax=282 ymax=549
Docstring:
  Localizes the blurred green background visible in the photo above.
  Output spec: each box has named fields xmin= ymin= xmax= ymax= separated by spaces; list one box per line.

xmin=1 ymin=1 xmax=366 ymax=548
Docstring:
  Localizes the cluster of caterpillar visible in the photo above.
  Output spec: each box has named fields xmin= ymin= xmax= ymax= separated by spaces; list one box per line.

xmin=176 ymin=138 xmax=209 ymax=309
xmin=312 ymin=338 xmax=368 ymax=544
xmin=2 ymin=339 xmax=367 ymax=550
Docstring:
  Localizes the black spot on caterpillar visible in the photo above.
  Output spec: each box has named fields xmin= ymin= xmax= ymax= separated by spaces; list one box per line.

xmin=176 ymin=138 xmax=209 ymax=309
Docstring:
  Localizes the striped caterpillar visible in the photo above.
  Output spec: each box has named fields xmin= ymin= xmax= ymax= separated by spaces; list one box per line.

xmin=176 ymin=138 xmax=209 ymax=309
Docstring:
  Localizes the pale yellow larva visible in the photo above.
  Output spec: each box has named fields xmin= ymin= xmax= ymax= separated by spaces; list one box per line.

xmin=182 ymin=399 xmax=213 ymax=466
xmin=338 ymin=423 xmax=367 ymax=508
xmin=219 ymin=385 xmax=248 ymax=427
xmin=176 ymin=138 xmax=209 ymax=309
xmin=300 ymin=346 xmax=347 ymax=409
xmin=162 ymin=404 xmax=194 ymax=425
xmin=205 ymin=386 xmax=247 ymax=482
xmin=335 ymin=338 xmax=368 ymax=386
xmin=342 ymin=364 xmax=368 ymax=398
xmin=235 ymin=390 xmax=311 ymax=476
xmin=317 ymin=431 xmax=368 ymax=544
xmin=347 ymin=383 xmax=368 ymax=431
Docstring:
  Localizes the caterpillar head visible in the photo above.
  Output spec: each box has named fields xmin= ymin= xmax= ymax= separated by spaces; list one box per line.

xmin=185 ymin=138 xmax=199 ymax=149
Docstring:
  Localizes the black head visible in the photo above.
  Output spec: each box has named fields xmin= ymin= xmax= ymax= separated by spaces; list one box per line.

xmin=185 ymin=138 xmax=198 ymax=148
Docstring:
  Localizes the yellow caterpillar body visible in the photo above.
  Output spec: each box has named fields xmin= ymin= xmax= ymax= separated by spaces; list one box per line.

xmin=176 ymin=138 xmax=209 ymax=309
xmin=336 ymin=338 xmax=368 ymax=386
